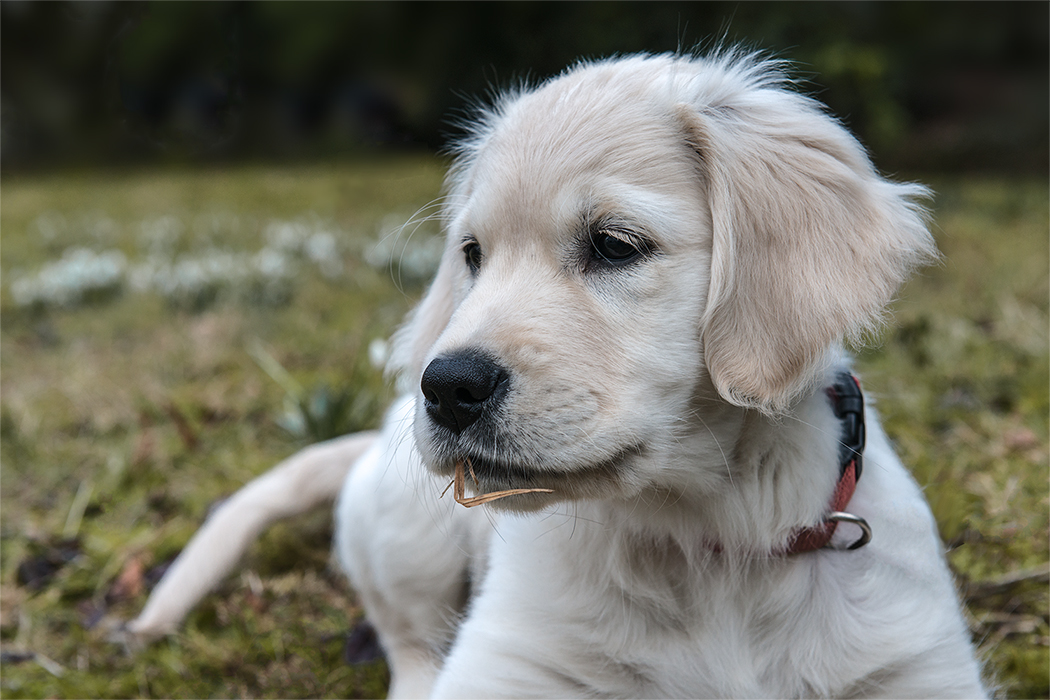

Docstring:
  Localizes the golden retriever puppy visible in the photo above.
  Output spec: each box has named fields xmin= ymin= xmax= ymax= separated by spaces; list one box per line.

xmin=131 ymin=52 xmax=986 ymax=698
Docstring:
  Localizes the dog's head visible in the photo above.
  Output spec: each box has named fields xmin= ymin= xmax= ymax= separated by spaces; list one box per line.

xmin=392 ymin=53 xmax=935 ymax=511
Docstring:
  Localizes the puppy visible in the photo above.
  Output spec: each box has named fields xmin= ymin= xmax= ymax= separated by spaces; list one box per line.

xmin=130 ymin=52 xmax=986 ymax=698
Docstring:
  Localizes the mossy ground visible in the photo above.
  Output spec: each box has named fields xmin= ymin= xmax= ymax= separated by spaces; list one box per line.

xmin=1 ymin=161 xmax=1046 ymax=698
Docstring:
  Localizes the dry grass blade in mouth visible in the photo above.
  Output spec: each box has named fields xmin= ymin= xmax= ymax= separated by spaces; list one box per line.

xmin=441 ymin=458 xmax=553 ymax=508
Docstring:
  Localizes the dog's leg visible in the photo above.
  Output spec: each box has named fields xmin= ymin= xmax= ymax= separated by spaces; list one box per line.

xmin=127 ymin=431 xmax=377 ymax=641
xmin=335 ymin=398 xmax=484 ymax=699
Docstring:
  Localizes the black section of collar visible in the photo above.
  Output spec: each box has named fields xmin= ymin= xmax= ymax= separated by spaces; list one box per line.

xmin=827 ymin=372 xmax=865 ymax=481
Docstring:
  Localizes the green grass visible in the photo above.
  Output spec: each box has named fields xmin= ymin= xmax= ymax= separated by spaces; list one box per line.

xmin=1 ymin=161 xmax=1047 ymax=698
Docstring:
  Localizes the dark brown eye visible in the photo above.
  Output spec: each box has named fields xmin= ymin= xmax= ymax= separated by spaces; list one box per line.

xmin=591 ymin=231 xmax=642 ymax=265
xmin=464 ymin=241 xmax=483 ymax=274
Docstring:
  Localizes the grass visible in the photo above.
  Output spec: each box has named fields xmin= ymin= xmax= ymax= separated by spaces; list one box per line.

xmin=1 ymin=160 xmax=1047 ymax=698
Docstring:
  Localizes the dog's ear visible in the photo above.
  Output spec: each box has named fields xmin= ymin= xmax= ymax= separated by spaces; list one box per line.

xmin=678 ymin=87 xmax=936 ymax=413
xmin=388 ymin=249 xmax=457 ymax=391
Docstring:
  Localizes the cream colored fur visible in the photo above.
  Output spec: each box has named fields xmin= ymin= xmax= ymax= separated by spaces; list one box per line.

xmin=130 ymin=52 xmax=985 ymax=698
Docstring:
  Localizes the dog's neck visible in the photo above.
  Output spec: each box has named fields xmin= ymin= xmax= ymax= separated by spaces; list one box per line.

xmin=618 ymin=369 xmax=853 ymax=556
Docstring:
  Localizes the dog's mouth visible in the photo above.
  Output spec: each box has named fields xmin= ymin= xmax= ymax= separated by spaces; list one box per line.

xmin=432 ymin=445 xmax=645 ymax=510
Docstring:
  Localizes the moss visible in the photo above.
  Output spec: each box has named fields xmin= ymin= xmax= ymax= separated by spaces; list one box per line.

xmin=856 ymin=175 xmax=1048 ymax=697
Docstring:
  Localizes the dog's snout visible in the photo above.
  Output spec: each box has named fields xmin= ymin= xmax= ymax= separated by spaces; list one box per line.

xmin=421 ymin=351 xmax=509 ymax=434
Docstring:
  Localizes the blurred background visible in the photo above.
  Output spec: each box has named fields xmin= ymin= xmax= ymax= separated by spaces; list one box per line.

xmin=3 ymin=0 xmax=1048 ymax=175
xmin=2 ymin=3 xmax=1048 ymax=698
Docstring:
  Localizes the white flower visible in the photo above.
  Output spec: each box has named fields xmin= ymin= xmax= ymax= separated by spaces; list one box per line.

xmin=368 ymin=338 xmax=392 ymax=369
xmin=265 ymin=221 xmax=309 ymax=253
xmin=365 ymin=213 xmax=442 ymax=281
xmin=138 ymin=216 xmax=184 ymax=256
xmin=305 ymin=232 xmax=342 ymax=278
xmin=10 ymin=248 xmax=127 ymax=307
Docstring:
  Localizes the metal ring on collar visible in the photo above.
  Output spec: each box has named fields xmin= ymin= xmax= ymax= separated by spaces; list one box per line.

xmin=825 ymin=511 xmax=873 ymax=550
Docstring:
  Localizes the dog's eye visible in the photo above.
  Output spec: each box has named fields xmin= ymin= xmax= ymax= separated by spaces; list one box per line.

xmin=591 ymin=231 xmax=643 ymax=265
xmin=463 ymin=241 xmax=483 ymax=274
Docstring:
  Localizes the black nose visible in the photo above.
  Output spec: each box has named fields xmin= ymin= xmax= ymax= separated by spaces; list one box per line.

xmin=420 ymin=351 xmax=509 ymax=434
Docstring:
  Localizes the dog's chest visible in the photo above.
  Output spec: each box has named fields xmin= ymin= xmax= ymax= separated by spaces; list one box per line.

xmin=449 ymin=517 xmax=845 ymax=698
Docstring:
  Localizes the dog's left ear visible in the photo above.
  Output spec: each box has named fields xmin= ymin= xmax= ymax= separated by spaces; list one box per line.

xmin=388 ymin=248 xmax=457 ymax=390
xmin=678 ymin=90 xmax=936 ymax=413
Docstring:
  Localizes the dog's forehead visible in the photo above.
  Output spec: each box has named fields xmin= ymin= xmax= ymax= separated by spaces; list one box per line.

xmin=458 ymin=63 xmax=697 ymax=238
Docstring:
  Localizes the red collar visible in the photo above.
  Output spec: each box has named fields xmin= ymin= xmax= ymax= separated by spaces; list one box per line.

xmin=782 ymin=372 xmax=870 ymax=554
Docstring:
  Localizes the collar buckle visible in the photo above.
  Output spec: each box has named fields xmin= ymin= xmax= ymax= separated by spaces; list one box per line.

xmin=827 ymin=372 xmax=865 ymax=481
xmin=785 ymin=371 xmax=871 ymax=554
